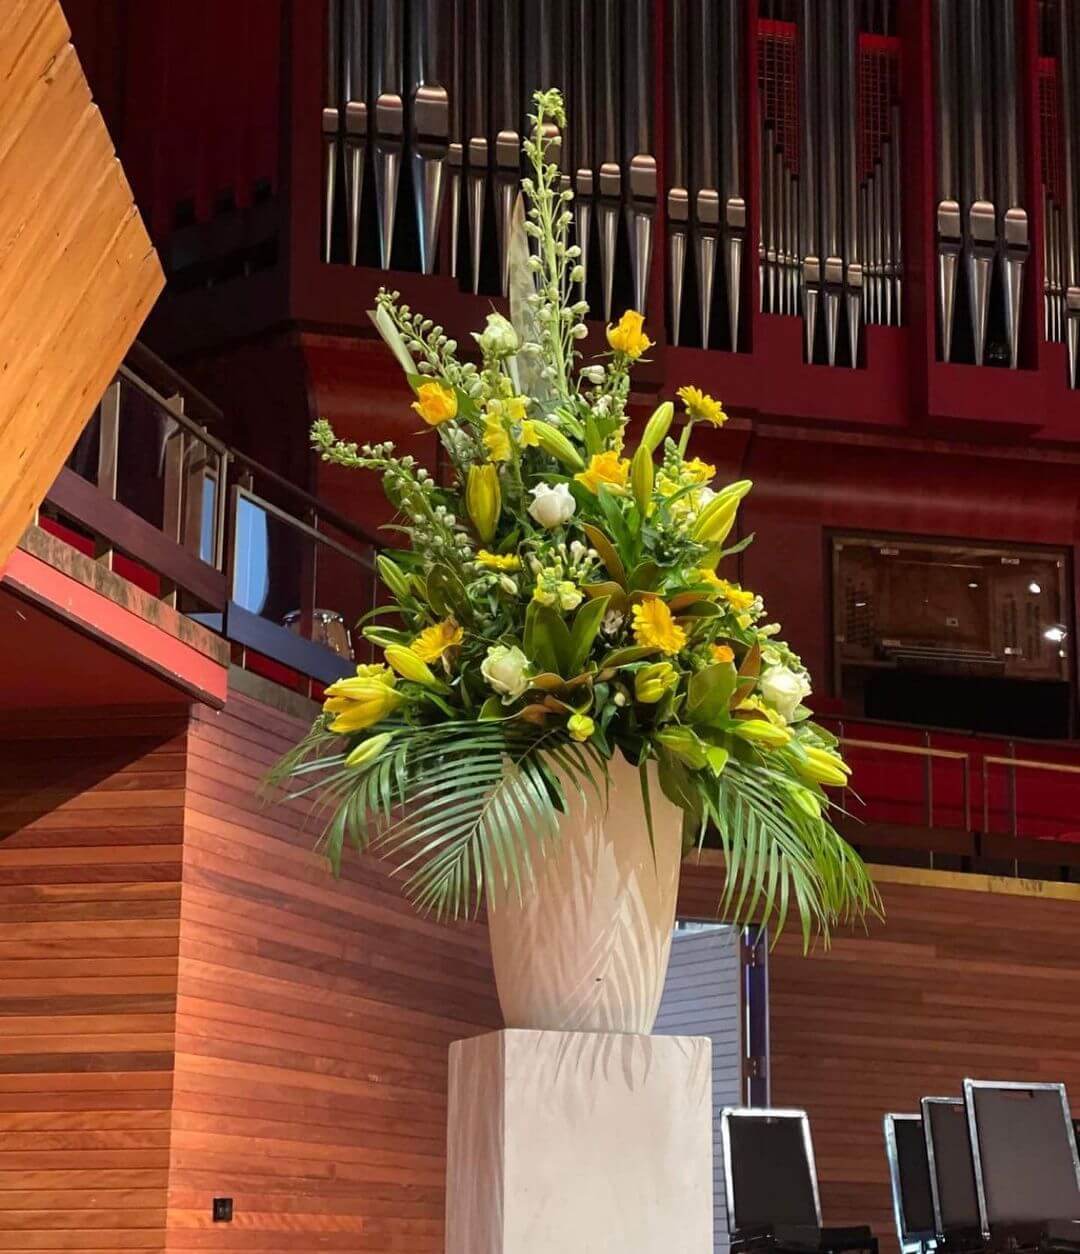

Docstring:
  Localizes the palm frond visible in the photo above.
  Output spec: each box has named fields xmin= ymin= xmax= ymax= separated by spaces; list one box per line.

xmin=699 ymin=759 xmax=880 ymax=948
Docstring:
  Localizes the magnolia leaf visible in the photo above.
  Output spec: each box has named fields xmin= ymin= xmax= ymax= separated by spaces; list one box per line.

xmin=478 ymin=697 xmax=505 ymax=720
xmin=666 ymin=590 xmax=712 ymax=612
xmin=581 ymin=524 xmax=628 ymax=588
xmin=626 ymin=560 xmax=661 ymax=592
xmin=739 ymin=641 xmax=762 ymax=680
xmin=583 ymin=580 xmax=628 ymax=613
xmin=525 ymin=601 xmax=571 ymax=675
xmin=567 ymin=596 xmax=609 ymax=676
xmin=516 ymin=704 xmax=551 ymax=725
xmin=599 ymin=645 xmax=659 ymax=668
xmin=676 ymin=600 xmax=722 ymax=618
xmin=687 ymin=662 xmax=739 ymax=724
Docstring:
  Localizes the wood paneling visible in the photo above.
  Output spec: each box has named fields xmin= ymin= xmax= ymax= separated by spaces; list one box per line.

xmin=0 ymin=711 xmax=186 ymax=1252
xmin=0 ymin=0 xmax=162 ymax=569
xmin=167 ymin=690 xmax=500 ymax=1251
xmin=680 ymin=864 xmax=1080 ymax=1254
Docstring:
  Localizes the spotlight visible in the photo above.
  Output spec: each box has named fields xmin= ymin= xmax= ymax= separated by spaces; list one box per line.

xmin=1044 ymin=626 xmax=1067 ymax=644
xmin=1028 ymin=581 xmax=1042 ymax=595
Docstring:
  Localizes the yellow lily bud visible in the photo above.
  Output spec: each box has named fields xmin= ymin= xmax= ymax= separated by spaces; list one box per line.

xmin=376 ymin=555 xmax=412 ymax=601
xmin=630 ymin=443 xmax=654 ymax=516
xmin=384 ymin=645 xmax=448 ymax=690
xmin=634 ymin=661 xmax=678 ymax=704
xmin=324 ymin=682 xmax=403 ymax=733
xmin=655 ymin=727 xmax=709 ymax=769
xmin=691 ymin=479 xmax=753 ymax=544
xmin=345 ymin=731 xmax=393 ymax=768
xmin=733 ymin=718 xmax=793 ymax=749
xmin=641 ymin=401 xmax=674 ymax=453
xmin=797 ymin=746 xmax=851 ymax=788
xmin=466 ymin=463 xmax=501 ymax=543
xmin=531 ymin=420 xmax=585 ymax=471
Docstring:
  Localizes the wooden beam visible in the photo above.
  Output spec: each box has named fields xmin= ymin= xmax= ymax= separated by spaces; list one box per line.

xmin=0 ymin=0 xmax=163 ymax=567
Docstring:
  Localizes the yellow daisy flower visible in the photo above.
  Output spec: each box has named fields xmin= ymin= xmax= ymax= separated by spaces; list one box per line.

xmin=606 ymin=310 xmax=653 ymax=359
xmin=683 ymin=457 xmax=716 ymax=485
xmin=715 ymin=579 xmax=756 ymax=612
xmin=411 ymin=619 xmax=464 ymax=663
xmin=476 ymin=550 xmax=521 ymax=571
xmin=575 ymin=450 xmax=630 ymax=495
xmin=711 ymin=644 xmax=735 ymax=664
xmin=412 ymin=380 xmax=457 ymax=426
xmin=677 ymin=385 xmax=727 ymax=427
xmin=631 ymin=598 xmax=688 ymax=655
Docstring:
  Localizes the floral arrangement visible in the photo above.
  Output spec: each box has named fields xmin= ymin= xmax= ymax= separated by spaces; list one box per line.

xmin=273 ymin=90 xmax=876 ymax=941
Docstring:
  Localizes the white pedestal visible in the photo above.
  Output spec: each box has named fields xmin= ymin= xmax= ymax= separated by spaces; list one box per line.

xmin=446 ymin=1029 xmax=713 ymax=1254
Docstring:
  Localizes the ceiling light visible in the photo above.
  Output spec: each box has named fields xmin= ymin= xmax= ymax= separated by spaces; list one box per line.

xmin=1028 ymin=582 xmax=1042 ymax=595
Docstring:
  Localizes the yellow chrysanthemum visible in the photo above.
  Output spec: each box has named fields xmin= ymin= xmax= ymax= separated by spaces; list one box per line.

xmin=575 ymin=450 xmax=630 ymax=495
xmin=476 ymin=550 xmax=521 ymax=571
xmin=411 ymin=619 xmax=464 ymax=663
xmin=711 ymin=644 xmax=735 ymax=664
xmin=483 ymin=413 xmax=512 ymax=462
xmin=411 ymin=380 xmax=457 ymax=426
xmin=683 ymin=457 xmax=716 ymax=485
xmin=631 ymin=598 xmax=687 ymax=655
xmin=607 ymin=310 xmax=653 ymax=359
xmin=677 ymin=385 xmax=727 ymax=427
xmin=715 ymin=579 xmax=756 ymax=612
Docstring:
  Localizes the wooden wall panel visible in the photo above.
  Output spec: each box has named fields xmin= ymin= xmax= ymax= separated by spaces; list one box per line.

xmin=680 ymin=865 xmax=1080 ymax=1254
xmin=0 ymin=711 xmax=186 ymax=1253
xmin=0 ymin=0 xmax=163 ymax=569
xmin=168 ymin=691 xmax=501 ymax=1251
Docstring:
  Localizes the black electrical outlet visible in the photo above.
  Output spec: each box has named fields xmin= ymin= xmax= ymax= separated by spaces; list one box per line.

xmin=212 ymin=1197 xmax=233 ymax=1223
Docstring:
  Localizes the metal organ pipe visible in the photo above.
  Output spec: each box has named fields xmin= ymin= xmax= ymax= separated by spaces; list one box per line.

xmin=1062 ymin=0 xmax=1080 ymax=385
xmin=668 ymin=0 xmax=690 ymax=343
xmin=408 ymin=0 xmax=450 ymax=276
xmin=370 ymin=0 xmax=404 ymax=269
xmin=323 ymin=0 xmax=342 ymax=265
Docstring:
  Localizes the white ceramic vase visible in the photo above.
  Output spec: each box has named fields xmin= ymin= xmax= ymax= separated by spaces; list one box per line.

xmin=485 ymin=752 xmax=684 ymax=1034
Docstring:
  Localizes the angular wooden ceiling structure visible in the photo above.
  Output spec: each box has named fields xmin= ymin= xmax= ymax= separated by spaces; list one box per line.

xmin=0 ymin=0 xmax=162 ymax=568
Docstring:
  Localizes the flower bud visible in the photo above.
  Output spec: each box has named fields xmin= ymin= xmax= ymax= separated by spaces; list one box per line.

xmin=634 ymin=662 xmax=678 ymax=704
xmin=384 ymin=645 xmax=448 ymax=691
xmin=630 ymin=443 xmax=654 ymax=517
xmin=641 ymin=401 xmax=674 ymax=454
xmin=733 ymin=718 xmax=793 ymax=749
xmin=345 ymin=732 xmax=393 ymax=769
xmin=531 ymin=420 xmax=585 ymax=470
xmin=466 ymin=464 xmax=501 ymax=543
xmin=376 ymin=555 xmax=412 ymax=602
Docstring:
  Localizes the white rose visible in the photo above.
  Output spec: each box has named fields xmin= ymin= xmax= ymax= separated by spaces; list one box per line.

xmin=476 ymin=312 xmax=519 ymax=358
xmin=759 ymin=665 xmax=812 ymax=722
xmin=481 ymin=645 xmax=530 ymax=700
xmin=528 ymin=482 xmax=576 ymax=528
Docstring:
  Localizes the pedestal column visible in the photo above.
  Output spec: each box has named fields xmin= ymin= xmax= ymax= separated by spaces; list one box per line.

xmin=446 ymin=1029 xmax=714 ymax=1253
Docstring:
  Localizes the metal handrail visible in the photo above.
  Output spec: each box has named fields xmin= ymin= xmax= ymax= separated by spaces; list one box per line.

xmin=116 ymin=361 xmax=382 ymax=554
xmin=835 ymin=726 xmax=973 ymax=833
xmin=980 ymin=753 xmax=1080 ymax=843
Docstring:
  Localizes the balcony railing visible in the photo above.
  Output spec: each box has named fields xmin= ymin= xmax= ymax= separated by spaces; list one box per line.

xmin=41 ymin=346 xmax=379 ymax=697
xmin=825 ymin=717 xmax=1080 ymax=881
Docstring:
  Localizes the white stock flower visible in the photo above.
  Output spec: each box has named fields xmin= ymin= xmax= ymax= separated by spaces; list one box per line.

xmin=759 ymin=665 xmax=812 ymax=722
xmin=476 ymin=312 xmax=519 ymax=358
xmin=528 ymin=482 xmax=576 ymax=528
xmin=481 ymin=645 xmax=531 ymax=701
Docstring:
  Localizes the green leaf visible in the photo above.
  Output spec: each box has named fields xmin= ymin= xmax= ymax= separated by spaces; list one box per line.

xmin=626 ymin=560 xmax=661 ymax=592
xmin=525 ymin=601 xmax=572 ymax=675
xmin=567 ymin=596 xmax=609 ymax=676
xmin=686 ymin=662 xmax=738 ymax=725
xmin=598 ymin=645 xmax=659 ymax=669
xmin=581 ymin=524 xmax=628 ymax=589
